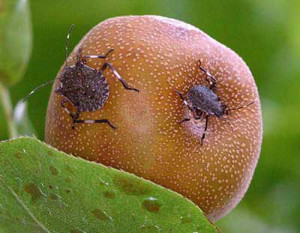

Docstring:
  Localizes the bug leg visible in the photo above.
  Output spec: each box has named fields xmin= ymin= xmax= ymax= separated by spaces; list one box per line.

xmin=101 ymin=62 xmax=139 ymax=92
xmin=73 ymin=119 xmax=116 ymax=129
xmin=201 ymin=116 xmax=210 ymax=145
xmin=199 ymin=60 xmax=217 ymax=91
xmin=60 ymin=99 xmax=116 ymax=129
xmin=61 ymin=99 xmax=74 ymax=118
xmin=179 ymin=118 xmax=191 ymax=124
xmin=60 ymin=99 xmax=79 ymax=129
xmin=71 ymin=112 xmax=80 ymax=129
xmin=206 ymin=77 xmax=217 ymax=91
xmin=175 ymin=90 xmax=194 ymax=124
xmin=83 ymin=48 xmax=114 ymax=59
xmin=194 ymin=111 xmax=204 ymax=120
xmin=221 ymin=103 xmax=229 ymax=115
xmin=174 ymin=90 xmax=193 ymax=111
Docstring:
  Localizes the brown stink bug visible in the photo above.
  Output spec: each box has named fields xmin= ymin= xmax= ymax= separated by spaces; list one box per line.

xmin=24 ymin=25 xmax=139 ymax=129
xmin=175 ymin=60 xmax=254 ymax=145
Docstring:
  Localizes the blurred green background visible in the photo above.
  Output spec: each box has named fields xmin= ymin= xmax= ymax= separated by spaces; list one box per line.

xmin=1 ymin=0 xmax=299 ymax=232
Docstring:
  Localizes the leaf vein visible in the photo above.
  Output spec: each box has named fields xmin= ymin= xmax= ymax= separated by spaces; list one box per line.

xmin=4 ymin=182 xmax=51 ymax=233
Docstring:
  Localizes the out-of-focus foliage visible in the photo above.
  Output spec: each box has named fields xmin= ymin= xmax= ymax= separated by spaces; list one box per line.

xmin=13 ymin=101 xmax=36 ymax=136
xmin=0 ymin=0 xmax=32 ymax=86
xmin=6 ymin=0 xmax=300 ymax=232
xmin=0 ymin=102 xmax=7 ymax=140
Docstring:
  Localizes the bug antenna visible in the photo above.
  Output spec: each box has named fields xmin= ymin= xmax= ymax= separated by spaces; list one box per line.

xmin=226 ymin=100 xmax=255 ymax=112
xmin=65 ymin=24 xmax=74 ymax=67
xmin=23 ymin=80 xmax=55 ymax=102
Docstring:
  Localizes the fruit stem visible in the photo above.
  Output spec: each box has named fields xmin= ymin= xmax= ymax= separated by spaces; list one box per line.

xmin=0 ymin=82 xmax=18 ymax=138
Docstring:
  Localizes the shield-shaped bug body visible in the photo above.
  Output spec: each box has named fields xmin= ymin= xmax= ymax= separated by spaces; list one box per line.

xmin=56 ymin=50 xmax=110 ymax=113
xmin=58 ymin=47 xmax=139 ymax=130
xmin=175 ymin=60 xmax=254 ymax=145
xmin=24 ymin=25 xmax=139 ymax=129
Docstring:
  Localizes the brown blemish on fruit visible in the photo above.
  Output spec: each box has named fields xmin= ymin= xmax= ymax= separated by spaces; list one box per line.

xmin=45 ymin=16 xmax=262 ymax=221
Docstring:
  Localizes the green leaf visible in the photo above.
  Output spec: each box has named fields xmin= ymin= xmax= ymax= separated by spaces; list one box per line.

xmin=0 ymin=0 xmax=32 ymax=86
xmin=0 ymin=137 xmax=219 ymax=233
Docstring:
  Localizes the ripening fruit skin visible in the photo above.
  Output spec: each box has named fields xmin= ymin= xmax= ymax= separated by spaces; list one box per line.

xmin=45 ymin=16 xmax=262 ymax=221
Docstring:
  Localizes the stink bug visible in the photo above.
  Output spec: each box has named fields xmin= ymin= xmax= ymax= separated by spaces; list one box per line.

xmin=24 ymin=25 xmax=139 ymax=129
xmin=175 ymin=60 xmax=254 ymax=145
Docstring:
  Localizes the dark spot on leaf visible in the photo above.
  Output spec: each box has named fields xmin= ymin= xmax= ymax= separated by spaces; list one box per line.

xmin=0 ymin=2 xmax=4 ymax=14
xmin=50 ymin=193 xmax=59 ymax=200
xmin=66 ymin=189 xmax=72 ymax=194
xmin=180 ymin=215 xmax=193 ymax=224
xmin=14 ymin=152 xmax=22 ymax=159
xmin=196 ymin=225 xmax=211 ymax=233
xmin=70 ymin=228 xmax=84 ymax=233
xmin=24 ymin=183 xmax=44 ymax=203
xmin=131 ymin=213 xmax=136 ymax=220
xmin=113 ymin=176 xmax=150 ymax=195
xmin=47 ymin=150 xmax=55 ymax=156
xmin=140 ymin=224 xmax=161 ymax=232
xmin=49 ymin=166 xmax=59 ymax=175
xmin=59 ymin=202 xmax=67 ymax=209
xmin=142 ymin=198 xmax=161 ymax=213
xmin=65 ymin=177 xmax=72 ymax=183
xmin=66 ymin=165 xmax=74 ymax=173
xmin=48 ymin=184 xmax=53 ymax=189
xmin=91 ymin=209 xmax=112 ymax=221
xmin=103 ymin=191 xmax=115 ymax=199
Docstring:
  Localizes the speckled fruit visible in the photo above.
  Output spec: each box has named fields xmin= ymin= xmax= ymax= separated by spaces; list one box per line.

xmin=45 ymin=16 xmax=262 ymax=221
